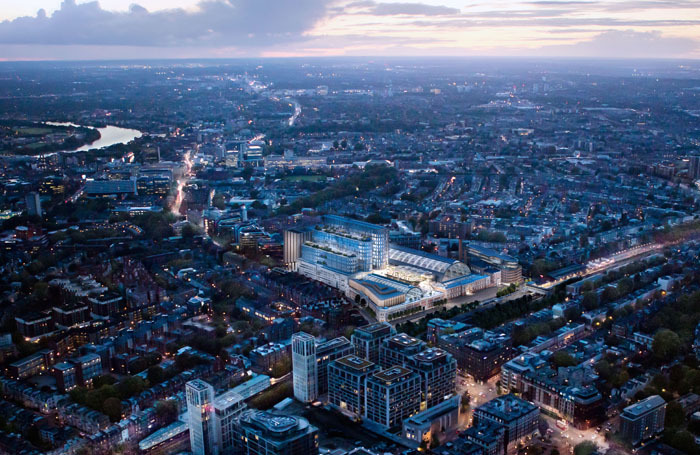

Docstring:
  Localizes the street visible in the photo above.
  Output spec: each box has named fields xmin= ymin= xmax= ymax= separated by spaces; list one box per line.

xmin=540 ymin=415 xmax=610 ymax=455
xmin=455 ymin=372 xmax=500 ymax=429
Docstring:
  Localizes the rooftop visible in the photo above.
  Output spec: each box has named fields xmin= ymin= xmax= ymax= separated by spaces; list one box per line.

xmin=335 ymin=355 xmax=375 ymax=371
xmin=372 ymin=366 xmax=413 ymax=382
xmin=475 ymin=394 xmax=538 ymax=421
xmin=622 ymin=395 xmax=666 ymax=418
xmin=387 ymin=333 xmax=423 ymax=348
xmin=413 ymin=347 xmax=448 ymax=362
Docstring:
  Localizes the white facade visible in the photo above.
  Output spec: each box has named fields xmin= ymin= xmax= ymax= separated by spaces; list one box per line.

xmin=186 ymin=379 xmax=216 ymax=455
xmin=213 ymin=391 xmax=246 ymax=454
xmin=292 ymin=332 xmax=318 ymax=402
xmin=297 ymin=259 xmax=350 ymax=293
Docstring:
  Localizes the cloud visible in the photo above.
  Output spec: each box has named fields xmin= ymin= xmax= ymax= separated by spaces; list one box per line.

xmin=346 ymin=1 xmax=460 ymax=16
xmin=0 ymin=0 xmax=330 ymax=47
xmin=539 ymin=29 xmax=699 ymax=58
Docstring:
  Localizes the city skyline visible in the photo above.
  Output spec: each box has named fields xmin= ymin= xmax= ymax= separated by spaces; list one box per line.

xmin=0 ymin=0 xmax=699 ymax=61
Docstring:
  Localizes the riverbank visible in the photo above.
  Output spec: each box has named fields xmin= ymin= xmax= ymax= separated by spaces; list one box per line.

xmin=0 ymin=120 xmax=101 ymax=156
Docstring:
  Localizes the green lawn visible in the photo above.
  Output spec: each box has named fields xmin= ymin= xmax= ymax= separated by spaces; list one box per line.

xmin=14 ymin=127 xmax=54 ymax=136
xmin=26 ymin=142 xmax=47 ymax=149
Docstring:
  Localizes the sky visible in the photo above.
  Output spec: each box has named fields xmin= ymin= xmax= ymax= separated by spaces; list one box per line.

xmin=0 ymin=0 xmax=698 ymax=61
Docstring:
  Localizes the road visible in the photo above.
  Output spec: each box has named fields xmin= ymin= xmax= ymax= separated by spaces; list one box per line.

xmin=541 ymin=414 xmax=609 ymax=454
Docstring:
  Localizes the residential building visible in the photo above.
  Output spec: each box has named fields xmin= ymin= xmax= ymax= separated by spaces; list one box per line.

xmin=406 ymin=348 xmax=457 ymax=410
xmin=380 ymin=333 xmax=426 ymax=369
xmin=73 ymin=352 xmax=103 ymax=387
xmin=500 ymin=352 xmax=603 ymax=429
xmin=327 ymin=355 xmax=378 ymax=418
xmin=352 ymin=322 xmax=395 ymax=364
xmin=315 ymin=336 xmax=354 ymax=395
xmin=365 ymin=366 xmax=421 ymax=429
xmin=53 ymin=362 xmax=78 ymax=393
xmin=440 ymin=329 xmax=514 ymax=382
xmin=213 ymin=391 xmax=246 ymax=454
xmin=460 ymin=422 xmax=505 ymax=455
xmin=292 ymin=332 xmax=317 ymax=402
xmin=620 ymin=395 xmax=666 ymax=446
xmin=186 ymin=379 xmax=216 ymax=455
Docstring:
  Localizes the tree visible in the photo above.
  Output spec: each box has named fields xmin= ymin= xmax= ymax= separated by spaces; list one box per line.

xmin=582 ymin=291 xmax=598 ymax=311
xmin=461 ymin=392 xmax=471 ymax=409
xmin=147 ymin=366 xmax=165 ymax=385
xmin=116 ymin=376 xmax=147 ymax=399
xmin=617 ymin=277 xmax=634 ymax=296
xmin=665 ymin=401 xmax=686 ymax=428
xmin=155 ymin=399 xmax=179 ymax=425
xmin=103 ymin=397 xmax=123 ymax=422
xmin=573 ymin=441 xmax=598 ymax=455
xmin=551 ymin=351 xmax=577 ymax=368
xmin=270 ymin=357 xmax=292 ymax=378
xmin=181 ymin=223 xmax=197 ymax=239
xmin=668 ymin=430 xmax=699 ymax=454
xmin=241 ymin=166 xmax=254 ymax=182
xmin=601 ymin=286 xmax=618 ymax=303
xmin=652 ymin=329 xmax=682 ymax=360
xmin=595 ymin=360 xmax=613 ymax=381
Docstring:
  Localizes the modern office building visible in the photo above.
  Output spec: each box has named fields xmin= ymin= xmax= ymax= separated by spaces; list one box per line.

xmin=328 ymin=355 xmax=378 ymax=418
xmin=315 ymin=336 xmax=354 ymax=395
xmin=352 ymin=322 xmax=395 ymax=364
xmin=213 ymin=391 xmax=246 ymax=454
xmin=365 ymin=366 xmax=421 ymax=429
xmin=689 ymin=155 xmax=700 ymax=180
xmin=233 ymin=410 xmax=319 ymax=455
xmin=25 ymin=192 xmax=42 ymax=217
xmin=136 ymin=175 xmax=171 ymax=195
xmin=292 ymin=332 xmax=317 ymax=402
xmin=380 ymin=333 xmax=426 ymax=369
xmin=290 ymin=215 xmax=389 ymax=292
xmin=283 ymin=229 xmax=311 ymax=270
xmin=186 ymin=379 xmax=216 ymax=455
xmin=620 ymin=395 xmax=666 ymax=446
xmin=323 ymin=215 xmax=389 ymax=269
xmin=406 ymin=348 xmax=457 ymax=410
xmin=292 ymin=332 xmax=353 ymax=401
xmin=472 ymin=395 xmax=539 ymax=454
xmin=85 ymin=179 xmax=137 ymax=196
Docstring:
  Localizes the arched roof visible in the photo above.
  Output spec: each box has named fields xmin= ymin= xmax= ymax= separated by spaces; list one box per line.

xmin=389 ymin=245 xmax=470 ymax=281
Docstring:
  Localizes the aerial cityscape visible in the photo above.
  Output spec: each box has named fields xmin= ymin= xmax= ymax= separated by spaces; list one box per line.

xmin=0 ymin=2 xmax=700 ymax=455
